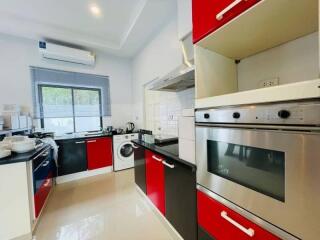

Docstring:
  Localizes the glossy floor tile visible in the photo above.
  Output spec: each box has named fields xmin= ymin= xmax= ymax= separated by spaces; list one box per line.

xmin=33 ymin=169 xmax=176 ymax=240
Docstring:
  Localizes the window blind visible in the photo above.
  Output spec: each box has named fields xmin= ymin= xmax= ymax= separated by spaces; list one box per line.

xmin=30 ymin=67 xmax=111 ymax=118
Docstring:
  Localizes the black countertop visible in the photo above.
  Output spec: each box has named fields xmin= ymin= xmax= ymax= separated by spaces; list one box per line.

xmin=54 ymin=133 xmax=113 ymax=141
xmin=132 ymin=140 xmax=196 ymax=169
xmin=0 ymin=143 xmax=51 ymax=165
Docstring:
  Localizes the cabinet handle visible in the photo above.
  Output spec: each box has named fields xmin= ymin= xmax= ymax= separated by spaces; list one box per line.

xmin=75 ymin=141 xmax=85 ymax=144
xmin=43 ymin=178 xmax=51 ymax=187
xmin=152 ymin=155 xmax=163 ymax=162
xmin=132 ymin=144 xmax=139 ymax=149
xmin=87 ymin=140 xmax=97 ymax=143
xmin=41 ymin=151 xmax=49 ymax=157
xmin=42 ymin=160 xmax=50 ymax=167
xmin=221 ymin=211 xmax=255 ymax=237
xmin=216 ymin=0 xmax=245 ymax=20
xmin=162 ymin=161 xmax=175 ymax=169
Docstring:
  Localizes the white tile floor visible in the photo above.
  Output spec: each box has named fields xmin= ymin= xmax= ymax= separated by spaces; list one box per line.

xmin=33 ymin=169 xmax=176 ymax=240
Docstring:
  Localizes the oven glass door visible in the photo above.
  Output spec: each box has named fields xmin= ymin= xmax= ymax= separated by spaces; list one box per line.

xmin=207 ymin=140 xmax=285 ymax=201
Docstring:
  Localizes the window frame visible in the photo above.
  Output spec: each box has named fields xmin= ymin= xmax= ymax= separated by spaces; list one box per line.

xmin=38 ymin=84 xmax=103 ymax=133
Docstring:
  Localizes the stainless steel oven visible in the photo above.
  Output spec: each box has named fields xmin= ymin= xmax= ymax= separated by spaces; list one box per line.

xmin=195 ymin=100 xmax=320 ymax=240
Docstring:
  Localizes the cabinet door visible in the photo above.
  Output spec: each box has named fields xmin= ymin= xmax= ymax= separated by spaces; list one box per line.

xmin=192 ymin=0 xmax=259 ymax=43
xmin=197 ymin=190 xmax=281 ymax=240
xmin=145 ymin=150 xmax=165 ymax=215
xmin=34 ymin=172 xmax=53 ymax=218
xmin=164 ymin=159 xmax=197 ymax=240
xmin=57 ymin=140 xmax=87 ymax=176
xmin=133 ymin=144 xmax=146 ymax=193
xmin=87 ymin=137 xmax=113 ymax=170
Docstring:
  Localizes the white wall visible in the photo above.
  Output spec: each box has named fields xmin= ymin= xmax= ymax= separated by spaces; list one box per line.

xmin=0 ymin=33 xmax=133 ymax=129
xmin=132 ymin=17 xmax=184 ymax=129
xmin=145 ymin=88 xmax=194 ymax=136
xmin=238 ymin=32 xmax=319 ymax=91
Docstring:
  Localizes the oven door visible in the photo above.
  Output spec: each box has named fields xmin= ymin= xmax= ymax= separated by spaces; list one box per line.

xmin=196 ymin=125 xmax=320 ymax=240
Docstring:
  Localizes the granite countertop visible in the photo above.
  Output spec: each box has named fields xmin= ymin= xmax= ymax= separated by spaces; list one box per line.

xmin=132 ymin=139 xmax=196 ymax=169
xmin=0 ymin=143 xmax=51 ymax=165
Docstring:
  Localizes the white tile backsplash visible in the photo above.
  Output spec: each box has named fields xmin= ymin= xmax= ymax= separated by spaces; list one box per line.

xmin=144 ymin=88 xmax=195 ymax=136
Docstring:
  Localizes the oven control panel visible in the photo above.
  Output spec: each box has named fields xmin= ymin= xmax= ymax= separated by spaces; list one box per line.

xmin=196 ymin=101 xmax=320 ymax=126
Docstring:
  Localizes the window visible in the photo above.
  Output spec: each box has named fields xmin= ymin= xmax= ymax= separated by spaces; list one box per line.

xmin=39 ymin=85 xmax=102 ymax=134
xmin=31 ymin=67 xmax=111 ymax=135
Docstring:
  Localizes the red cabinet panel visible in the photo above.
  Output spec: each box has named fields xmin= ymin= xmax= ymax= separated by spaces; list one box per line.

xmin=87 ymin=137 xmax=113 ymax=170
xmin=34 ymin=172 xmax=53 ymax=218
xmin=145 ymin=150 xmax=165 ymax=215
xmin=197 ymin=190 xmax=281 ymax=240
xmin=192 ymin=0 xmax=259 ymax=43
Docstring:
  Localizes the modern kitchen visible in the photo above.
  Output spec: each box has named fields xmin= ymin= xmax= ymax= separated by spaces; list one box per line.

xmin=0 ymin=1 xmax=319 ymax=240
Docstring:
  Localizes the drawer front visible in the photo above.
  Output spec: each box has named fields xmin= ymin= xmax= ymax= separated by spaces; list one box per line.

xmin=33 ymin=154 xmax=52 ymax=194
xmin=145 ymin=150 xmax=165 ymax=215
xmin=192 ymin=0 xmax=259 ymax=43
xmin=197 ymin=190 xmax=280 ymax=240
xmin=34 ymin=172 xmax=53 ymax=218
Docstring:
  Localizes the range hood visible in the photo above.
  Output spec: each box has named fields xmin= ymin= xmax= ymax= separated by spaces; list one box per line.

xmin=149 ymin=35 xmax=195 ymax=92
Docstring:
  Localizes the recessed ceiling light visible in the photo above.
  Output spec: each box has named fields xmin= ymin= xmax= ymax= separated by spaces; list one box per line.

xmin=90 ymin=3 xmax=102 ymax=17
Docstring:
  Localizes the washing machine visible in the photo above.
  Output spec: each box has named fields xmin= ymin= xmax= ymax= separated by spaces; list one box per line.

xmin=113 ymin=133 xmax=139 ymax=171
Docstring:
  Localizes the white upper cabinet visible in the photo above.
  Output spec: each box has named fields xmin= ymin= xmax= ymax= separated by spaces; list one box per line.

xmin=177 ymin=0 xmax=192 ymax=40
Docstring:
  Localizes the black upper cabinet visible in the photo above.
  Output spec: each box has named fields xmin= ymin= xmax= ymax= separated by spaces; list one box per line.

xmin=164 ymin=158 xmax=197 ymax=240
xmin=134 ymin=145 xmax=146 ymax=193
xmin=57 ymin=140 xmax=87 ymax=176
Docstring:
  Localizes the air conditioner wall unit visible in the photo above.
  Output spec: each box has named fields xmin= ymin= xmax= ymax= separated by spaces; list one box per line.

xmin=38 ymin=41 xmax=95 ymax=66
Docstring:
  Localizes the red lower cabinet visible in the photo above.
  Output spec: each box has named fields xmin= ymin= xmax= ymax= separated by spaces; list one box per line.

xmin=87 ymin=137 xmax=113 ymax=170
xmin=197 ymin=190 xmax=281 ymax=240
xmin=145 ymin=150 xmax=165 ymax=215
xmin=34 ymin=173 xmax=53 ymax=218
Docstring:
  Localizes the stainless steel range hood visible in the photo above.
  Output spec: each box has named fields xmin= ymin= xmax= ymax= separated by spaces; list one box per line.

xmin=149 ymin=34 xmax=194 ymax=92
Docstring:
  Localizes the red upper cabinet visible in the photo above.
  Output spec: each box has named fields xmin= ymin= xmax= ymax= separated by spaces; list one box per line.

xmin=145 ymin=150 xmax=166 ymax=215
xmin=86 ymin=137 xmax=113 ymax=170
xmin=197 ymin=190 xmax=281 ymax=240
xmin=192 ymin=0 xmax=259 ymax=43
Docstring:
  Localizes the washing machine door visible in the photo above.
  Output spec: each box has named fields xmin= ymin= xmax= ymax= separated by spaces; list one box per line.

xmin=118 ymin=142 xmax=134 ymax=160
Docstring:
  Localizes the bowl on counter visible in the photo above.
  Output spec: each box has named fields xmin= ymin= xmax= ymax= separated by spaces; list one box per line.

xmin=11 ymin=139 xmax=36 ymax=153
xmin=0 ymin=149 xmax=11 ymax=159
xmin=0 ymin=141 xmax=12 ymax=150
xmin=3 ymin=135 xmax=28 ymax=143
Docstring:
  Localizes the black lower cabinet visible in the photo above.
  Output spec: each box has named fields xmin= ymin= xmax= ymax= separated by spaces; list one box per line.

xmin=133 ymin=145 xmax=146 ymax=193
xmin=198 ymin=226 xmax=215 ymax=240
xmin=164 ymin=158 xmax=197 ymax=240
xmin=57 ymin=140 xmax=87 ymax=176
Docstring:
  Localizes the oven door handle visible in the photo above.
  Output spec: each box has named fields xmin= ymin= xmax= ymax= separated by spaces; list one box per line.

xmin=221 ymin=211 xmax=255 ymax=237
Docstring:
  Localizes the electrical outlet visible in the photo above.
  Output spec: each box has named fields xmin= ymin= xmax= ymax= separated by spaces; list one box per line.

xmin=259 ymin=78 xmax=279 ymax=88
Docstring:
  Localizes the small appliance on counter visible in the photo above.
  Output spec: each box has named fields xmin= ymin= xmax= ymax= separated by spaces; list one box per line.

xmin=104 ymin=126 xmax=113 ymax=134
xmin=125 ymin=122 xmax=135 ymax=133
xmin=112 ymin=128 xmax=124 ymax=135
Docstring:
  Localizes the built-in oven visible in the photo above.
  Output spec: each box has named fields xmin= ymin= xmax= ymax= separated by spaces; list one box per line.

xmin=195 ymin=100 xmax=320 ymax=240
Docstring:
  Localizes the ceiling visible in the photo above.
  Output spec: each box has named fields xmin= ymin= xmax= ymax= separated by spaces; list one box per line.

xmin=0 ymin=0 xmax=177 ymax=57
